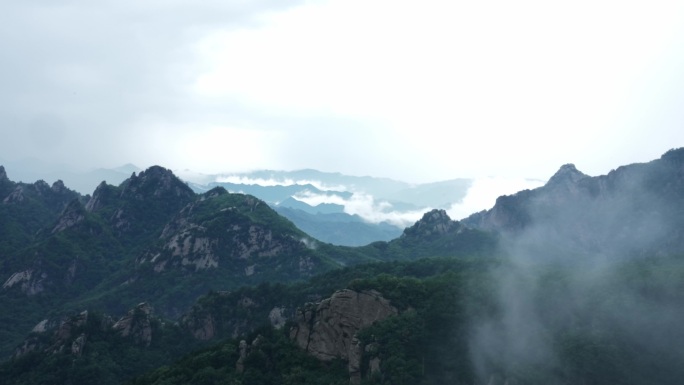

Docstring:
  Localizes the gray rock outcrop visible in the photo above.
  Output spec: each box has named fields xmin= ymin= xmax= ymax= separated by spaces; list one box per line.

xmin=290 ymin=289 xmax=398 ymax=384
xmin=112 ymin=302 xmax=154 ymax=346
xmin=52 ymin=199 xmax=86 ymax=234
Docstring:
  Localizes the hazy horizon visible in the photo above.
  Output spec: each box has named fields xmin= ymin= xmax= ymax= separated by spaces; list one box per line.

xmin=2 ymin=1 xmax=684 ymax=185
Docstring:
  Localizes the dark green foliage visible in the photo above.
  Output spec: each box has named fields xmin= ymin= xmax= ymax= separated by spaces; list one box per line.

xmin=161 ymin=254 xmax=684 ymax=385
xmin=127 ymin=328 xmax=348 ymax=385
xmin=0 ymin=179 xmax=82 ymax=256
xmin=127 ymin=258 xmax=493 ymax=385
xmin=0 ymin=310 xmax=198 ymax=385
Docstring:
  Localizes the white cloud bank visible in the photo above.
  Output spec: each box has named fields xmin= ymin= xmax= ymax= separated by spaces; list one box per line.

xmin=294 ymin=176 xmax=546 ymax=227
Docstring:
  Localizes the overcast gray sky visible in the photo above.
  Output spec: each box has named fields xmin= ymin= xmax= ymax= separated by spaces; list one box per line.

xmin=2 ymin=0 xmax=684 ymax=183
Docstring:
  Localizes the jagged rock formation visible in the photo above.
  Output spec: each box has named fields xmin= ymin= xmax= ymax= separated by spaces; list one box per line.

xmin=119 ymin=166 xmax=194 ymax=200
xmin=84 ymin=181 xmax=112 ymax=212
xmin=290 ymin=289 xmax=398 ymax=384
xmin=235 ymin=335 xmax=266 ymax=374
xmin=401 ymin=209 xmax=466 ymax=239
xmin=85 ymin=166 xmax=195 ymax=239
xmin=13 ymin=310 xmax=90 ymax=357
xmin=112 ymin=302 xmax=154 ymax=346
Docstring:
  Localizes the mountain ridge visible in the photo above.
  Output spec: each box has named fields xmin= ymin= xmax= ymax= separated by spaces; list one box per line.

xmin=463 ymin=147 xmax=684 ymax=257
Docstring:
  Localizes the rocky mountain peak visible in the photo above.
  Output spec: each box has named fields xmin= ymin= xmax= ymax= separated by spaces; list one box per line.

xmin=401 ymin=209 xmax=462 ymax=239
xmin=205 ymin=186 xmax=228 ymax=198
xmin=119 ymin=165 xmax=194 ymax=200
xmin=545 ymin=163 xmax=588 ymax=188
xmin=85 ymin=181 xmax=113 ymax=212
xmin=33 ymin=180 xmax=51 ymax=195
xmin=0 ymin=165 xmax=7 ymax=182
xmin=661 ymin=147 xmax=684 ymax=165
xmin=51 ymin=180 xmax=67 ymax=194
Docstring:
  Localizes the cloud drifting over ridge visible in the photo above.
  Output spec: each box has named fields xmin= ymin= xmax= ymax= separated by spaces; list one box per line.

xmin=294 ymin=190 xmax=427 ymax=228
xmin=291 ymin=176 xmax=545 ymax=227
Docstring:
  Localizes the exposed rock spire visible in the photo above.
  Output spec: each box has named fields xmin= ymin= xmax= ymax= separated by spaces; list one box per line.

xmin=546 ymin=164 xmax=588 ymax=187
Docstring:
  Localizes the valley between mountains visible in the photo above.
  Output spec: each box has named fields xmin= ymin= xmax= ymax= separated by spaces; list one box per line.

xmin=1 ymin=149 xmax=684 ymax=384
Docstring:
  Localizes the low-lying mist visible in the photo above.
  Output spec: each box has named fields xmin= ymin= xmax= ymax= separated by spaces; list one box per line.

xmin=466 ymin=167 xmax=684 ymax=385
xmin=470 ymin=246 xmax=684 ymax=384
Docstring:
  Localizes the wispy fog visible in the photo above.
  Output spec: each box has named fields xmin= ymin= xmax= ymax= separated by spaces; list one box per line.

xmin=466 ymin=158 xmax=684 ymax=384
xmin=470 ymin=239 xmax=684 ymax=384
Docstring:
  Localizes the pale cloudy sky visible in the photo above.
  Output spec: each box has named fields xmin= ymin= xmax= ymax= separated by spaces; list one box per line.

xmin=1 ymin=0 xmax=684 ymax=184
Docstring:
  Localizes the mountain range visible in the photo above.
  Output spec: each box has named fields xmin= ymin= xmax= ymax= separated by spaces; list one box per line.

xmin=1 ymin=148 xmax=683 ymax=384
xmin=1 ymin=159 xmax=480 ymax=246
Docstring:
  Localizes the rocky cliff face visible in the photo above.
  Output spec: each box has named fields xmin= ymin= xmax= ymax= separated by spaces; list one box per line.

xmin=138 ymin=187 xmax=318 ymax=277
xmin=112 ymin=302 xmax=154 ymax=346
xmin=290 ymin=289 xmax=398 ymax=384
